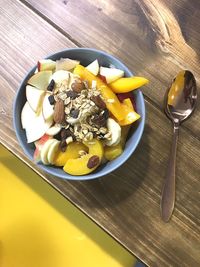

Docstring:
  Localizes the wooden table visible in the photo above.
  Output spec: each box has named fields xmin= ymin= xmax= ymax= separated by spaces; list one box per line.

xmin=0 ymin=0 xmax=199 ymax=266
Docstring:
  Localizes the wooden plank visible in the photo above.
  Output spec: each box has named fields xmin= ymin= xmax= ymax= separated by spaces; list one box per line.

xmin=0 ymin=1 xmax=200 ymax=266
xmin=23 ymin=0 xmax=200 ymax=138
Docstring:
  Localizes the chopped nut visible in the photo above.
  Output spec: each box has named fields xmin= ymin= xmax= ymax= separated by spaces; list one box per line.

xmin=64 ymin=97 xmax=71 ymax=105
xmin=79 ymin=150 xmax=87 ymax=157
xmin=82 ymin=129 xmax=88 ymax=135
xmin=104 ymin=132 xmax=112 ymax=139
xmin=54 ymin=100 xmax=65 ymax=124
xmin=100 ymin=127 xmax=107 ymax=134
xmin=107 ymin=99 xmax=115 ymax=103
xmin=66 ymin=136 xmax=73 ymax=144
xmin=65 ymin=107 xmax=70 ymax=114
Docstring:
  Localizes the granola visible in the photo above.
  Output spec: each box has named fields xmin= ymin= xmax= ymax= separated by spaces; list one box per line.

xmin=53 ymin=73 xmax=112 ymax=142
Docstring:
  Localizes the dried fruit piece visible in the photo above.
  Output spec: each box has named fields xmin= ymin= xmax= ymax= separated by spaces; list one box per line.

xmin=47 ymin=79 xmax=55 ymax=91
xmin=66 ymin=90 xmax=78 ymax=99
xmin=71 ymin=81 xmax=85 ymax=93
xmin=90 ymin=95 xmax=106 ymax=109
xmin=59 ymin=139 xmax=67 ymax=152
xmin=70 ymin=109 xmax=79 ymax=118
xmin=87 ymin=155 xmax=100 ymax=169
xmin=53 ymin=99 xmax=65 ymax=124
xmin=48 ymin=95 xmax=55 ymax=105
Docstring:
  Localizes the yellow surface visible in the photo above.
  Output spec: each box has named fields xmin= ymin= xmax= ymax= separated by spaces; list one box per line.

xmin=0 ymin=144 xmax=136 ymax=267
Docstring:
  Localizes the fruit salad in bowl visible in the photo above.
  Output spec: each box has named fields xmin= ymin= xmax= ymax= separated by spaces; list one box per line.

xmin=14 ymin=48 xmax=147 ymax=180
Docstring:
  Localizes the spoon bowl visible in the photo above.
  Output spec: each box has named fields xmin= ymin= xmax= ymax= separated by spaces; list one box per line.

xmin=161 ymin=70 xmax=197 ymax=222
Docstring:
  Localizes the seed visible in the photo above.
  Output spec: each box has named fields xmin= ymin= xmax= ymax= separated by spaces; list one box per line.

xmin=48 ymin=95 xmax=55 ymax=105
xmin=47 ymin=79 xmax=55 ymax=91
xmin=87 ymin=155 xmax=100 ymax=169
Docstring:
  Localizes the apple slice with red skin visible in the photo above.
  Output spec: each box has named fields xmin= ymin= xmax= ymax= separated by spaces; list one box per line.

xmin=38 ymin=59 xmax=56 ymax=72
xmin=33 ymin=134 xmax=52 ymax=162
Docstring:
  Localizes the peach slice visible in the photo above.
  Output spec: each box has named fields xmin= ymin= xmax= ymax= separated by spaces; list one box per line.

xmin=54 ymin=142 xmax=88 ymax=167
xmin=63 ymin=139 xmax=103 ymax=176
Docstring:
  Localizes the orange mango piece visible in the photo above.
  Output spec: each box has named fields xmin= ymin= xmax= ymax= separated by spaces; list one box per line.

xmin=73 ymin=65 xmax=125 ymax=121
xmin=110 ymin=77 xmax=149 ymax=93
xmin=119 ymin=98 xmax=140 ymax=126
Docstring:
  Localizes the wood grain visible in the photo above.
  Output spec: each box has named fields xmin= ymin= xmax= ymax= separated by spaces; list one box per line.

xmin=0 ymin=1 xmax=200 ymax=266
xmin=23 ymin=0 xmax=200 ymax=139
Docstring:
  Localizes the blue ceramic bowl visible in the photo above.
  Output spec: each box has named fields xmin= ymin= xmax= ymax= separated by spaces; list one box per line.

xmin=13 ymin=48 xmax=145 ymax=180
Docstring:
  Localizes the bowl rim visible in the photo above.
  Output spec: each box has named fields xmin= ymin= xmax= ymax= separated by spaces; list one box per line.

xmin=13 ymin=47 xmax=145 ymax=180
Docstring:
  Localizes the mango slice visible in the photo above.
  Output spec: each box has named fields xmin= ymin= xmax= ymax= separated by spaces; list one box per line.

xmin=63 ymin=139 xmax=103 ymax=175
xmin=54 ymin=142 xmax=87 ymax=167
xmin=119 ymin=98 xmax=140 ymax=126
xmin=110 ymin=77 xmax=149 ymax=93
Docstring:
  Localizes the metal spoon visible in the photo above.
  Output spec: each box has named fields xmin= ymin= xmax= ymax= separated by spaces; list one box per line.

xmin=161 ymin=70 xmax=197 ymax=222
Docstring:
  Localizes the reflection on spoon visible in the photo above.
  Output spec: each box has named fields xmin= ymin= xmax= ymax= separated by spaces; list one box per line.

xmin=161 ymin=70 xmax=197 ymax=222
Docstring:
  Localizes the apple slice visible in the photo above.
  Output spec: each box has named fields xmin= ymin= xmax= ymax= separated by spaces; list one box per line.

xmin=38 ymin=59 xmax=56 ymax=72
xmin=42 ymin=92 xmax=54 ymax=121
xmin=51 ymin=70 xmax=71 ymax=85
xmin=25 ymin=110 xmax=52 ymax=143
xmin=56 ymin=58 xmax=80 ymax=71
xmin=86 ymin=59 xmax=99 ymax=76
xmin=21 ymin=101 xmax=37 ymax=129
xmin=26 ymin=85 xmax=45 ymax=113
xmin=47 ymin=139 xmax=60 ymax=164
xmin=33 ymin=134 xmax=52 ymax=162
xmin=99 ymin=67 xmax=124 ymax=84
xmin=27 ymin=70 xmax=52 ymax=90
xmin=40 ymin=138 xmax=56 ymax=165
xmin=46 ymin=124 xmax=62 ymax=136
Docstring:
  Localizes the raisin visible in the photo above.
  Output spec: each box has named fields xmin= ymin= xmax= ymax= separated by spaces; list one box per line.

xmin=70 ymin=109 xmax=79 ymax=118
xmin=60 ymin=129 xmax=70 ymax=139
xmin=48 ymin=95 xmax=55 ymax=105
xmin=71 ymin=81 xmax=84 ymax=93
xmin=91 ymin=112 xmax=107 ymax=127
xmin=47 ymin=79 xmax=55 ymax=91
xmin=66 ymin=90 xmax=78 ymax=99
xmin=59 ymin=139 xmax=67 ymax=152
xmin=91 ymin=95 xmax=106 ymax=109
xmin=87 ymin=155 xmax=100 ymax=169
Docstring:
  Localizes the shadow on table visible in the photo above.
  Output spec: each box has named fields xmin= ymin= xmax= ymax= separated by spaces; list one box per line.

xmin=77 ymin=123 xmax=151 ymax=208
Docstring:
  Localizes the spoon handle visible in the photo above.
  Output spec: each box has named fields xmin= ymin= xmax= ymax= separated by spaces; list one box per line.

xmin=161 ymin=124 xmax=179 ymax=222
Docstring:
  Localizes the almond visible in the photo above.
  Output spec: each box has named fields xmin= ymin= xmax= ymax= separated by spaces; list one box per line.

xmin=53 ymin=99 xmax=65 ymax=124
